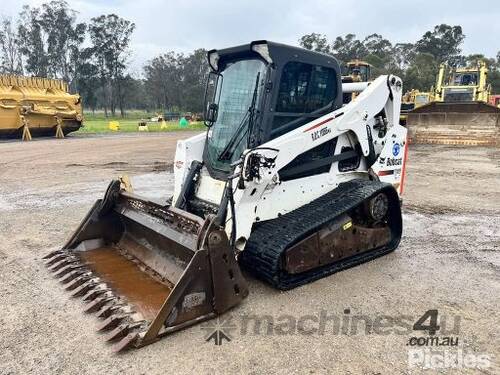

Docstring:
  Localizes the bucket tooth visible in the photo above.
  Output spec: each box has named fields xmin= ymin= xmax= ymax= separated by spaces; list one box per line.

xmin=98 ymin=314 xmax=125 ymax=331
xmin=84 ymin=296 xmax=114 ymax=314
xmin=82 ymin=286 xmax=110 ymax=302
xmin=113 ymin=332 xmax=139 ymax=353
xmin=45 ymin=253 xmax=69 ymax=266
xmin=71 ymin=279 xmax=98 ymax=297
xmin=105 ymin=324 xmax=131 ymax=342
xmin=60 ymin=270 xmax=86 ymax=285
xmin=47 ymin=258 xmax=69 ymax=271
xmin=106 ymin=321 xmax=143 ymax=342
xmin=64 ymin=274 xmax=91 ymax=290
xmin=43 ymin=249 xmax=66 ymax=261
xmin=49 ymin=258 xmax=78 ymax=272
xmin=96 ymin=302 xmax=121 ymax=319
xmin=54 ymin=264 xmax=83 ymax=278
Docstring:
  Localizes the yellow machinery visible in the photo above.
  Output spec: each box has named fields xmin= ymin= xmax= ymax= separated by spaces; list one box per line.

xmin=0 ymin=75 xmax=83 ymax=140
xmin=346 ymin=59 xmax=372 ymax=82
xmin=400 ymin=90 xmax=434 ymax=125
xmin=434 ymin=61 xmax=491 ymax=103
xmin=407 ymin=62 xmax=499 ymax=145
xmin=413 ymin=91 xmax=433 ymax=108
xmin=342 ymin=60 xmax=372 ymax=102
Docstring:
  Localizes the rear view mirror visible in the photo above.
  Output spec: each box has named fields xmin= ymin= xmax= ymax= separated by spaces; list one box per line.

xmin=203 ymin=71 xmax=222 ymax=127
xmin=205 ymin=102 xmax=218 ymax=124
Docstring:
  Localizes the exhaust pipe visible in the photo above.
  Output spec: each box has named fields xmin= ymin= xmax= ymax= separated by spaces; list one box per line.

xmin=44 ymin=180 xmax=248 ymax=351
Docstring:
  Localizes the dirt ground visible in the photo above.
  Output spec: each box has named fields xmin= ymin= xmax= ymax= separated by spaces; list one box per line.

xmin=0 ymin=133 xmax=499 ymax=374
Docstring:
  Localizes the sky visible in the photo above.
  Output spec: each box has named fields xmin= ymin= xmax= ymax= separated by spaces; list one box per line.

xmin=3 ymin=0 xmax=500 ymax=75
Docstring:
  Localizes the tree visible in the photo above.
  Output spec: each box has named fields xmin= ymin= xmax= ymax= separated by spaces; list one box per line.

xmin=179 ymin=49 xmax=209 ymax=112
xmin=88 ymin=14 xmax=135 ymax=116
xmin=403 ymin=53 xmax=439 ymax=92
xmin=415 ymin=24 xmax=465 ymax=64
xmin=17 ymin=5 xmax=47 ymax=76
xmin=144 ymin=52 xmax=182 ymax=111
xmin=0 ymin=17 xmax=23 ymax=74
xmin=390 ymin=43 xmax=415 ymax=71
xmin=143 ymin=49 xmax=208 ymax=113
xmin=299 ymin=33 xmax=331 ymax=54
xmin=331 ymin=34 xmax=368 ymax=64
xmin=17 ymin=0 xmax=86 ymax=86
xmin=75 ymin=47 xmax=100 ymax=112
xmin=363 ymin=33 xmax=392 ymax=59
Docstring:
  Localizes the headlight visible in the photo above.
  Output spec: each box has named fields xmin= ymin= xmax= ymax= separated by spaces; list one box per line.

xmin=208 ymin=50 xmax=219 ymax=71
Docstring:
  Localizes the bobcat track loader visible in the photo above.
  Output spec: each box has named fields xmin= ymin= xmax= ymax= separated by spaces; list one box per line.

xmin=44 ymin=41 xmax=408 ymax=351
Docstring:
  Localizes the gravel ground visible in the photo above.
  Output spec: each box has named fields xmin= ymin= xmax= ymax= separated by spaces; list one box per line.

xmin=0 ymin=134 xmax=499 ymax=374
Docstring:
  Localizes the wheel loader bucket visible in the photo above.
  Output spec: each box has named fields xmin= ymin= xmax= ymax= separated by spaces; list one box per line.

xmin=44 ymin=181 xmax=248 ymax=352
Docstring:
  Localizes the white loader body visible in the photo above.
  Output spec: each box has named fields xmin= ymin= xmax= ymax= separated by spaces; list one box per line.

xmin=173 ymin=75 xmax=407 ymax=249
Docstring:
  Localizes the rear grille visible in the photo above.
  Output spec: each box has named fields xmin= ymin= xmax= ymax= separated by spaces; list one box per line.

xmin=443 ymin=88 xmax=474 ymax=102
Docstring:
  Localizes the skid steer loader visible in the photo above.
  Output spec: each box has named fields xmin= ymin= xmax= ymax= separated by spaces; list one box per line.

xmin=44 ymin=41 xmax=408 ymax=351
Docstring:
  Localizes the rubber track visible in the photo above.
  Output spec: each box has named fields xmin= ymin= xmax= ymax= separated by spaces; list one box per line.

xmin=239 ymin=179 xmax=402 ymax=290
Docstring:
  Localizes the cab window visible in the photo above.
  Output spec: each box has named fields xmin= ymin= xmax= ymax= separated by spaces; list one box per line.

xmin=276 ymin=62 xmax=337 ymax=113
xmin=271 ymin=62 xmax=337 ymax=138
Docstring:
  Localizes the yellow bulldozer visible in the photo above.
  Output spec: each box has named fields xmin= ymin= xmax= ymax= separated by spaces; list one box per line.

xmin=407 ymin=61 xmax=500 ymax=145
xmin=0 ymin=75 xmax=83 ymax=140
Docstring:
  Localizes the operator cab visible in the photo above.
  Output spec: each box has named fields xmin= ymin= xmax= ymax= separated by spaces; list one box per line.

xmin=203 ymin=40 xmax=342 ymax=178
xmin=452 ymin=72 xmax=478 ymax=86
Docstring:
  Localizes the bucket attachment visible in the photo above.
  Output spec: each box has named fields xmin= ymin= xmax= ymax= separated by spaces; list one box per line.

xmin=44 ymin=180 xmax=248 ymax=351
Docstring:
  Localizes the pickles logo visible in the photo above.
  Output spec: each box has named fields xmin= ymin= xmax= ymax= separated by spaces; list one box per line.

xmin=392 ymin=143 xmax=401 ymax=157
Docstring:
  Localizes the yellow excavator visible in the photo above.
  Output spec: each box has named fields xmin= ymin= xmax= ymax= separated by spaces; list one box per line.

xmin=407 ymin=61 xmax=500 ymax=145
xmin=0 ymin=75 xmax=83 ymax=140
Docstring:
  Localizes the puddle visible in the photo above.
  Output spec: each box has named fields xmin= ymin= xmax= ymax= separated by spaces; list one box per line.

xmin=0 ymin=171 xmax=174 ymax=212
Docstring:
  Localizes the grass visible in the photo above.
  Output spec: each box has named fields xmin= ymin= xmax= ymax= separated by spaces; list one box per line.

xmin=78 ymin=112 xmax=205 ymax=134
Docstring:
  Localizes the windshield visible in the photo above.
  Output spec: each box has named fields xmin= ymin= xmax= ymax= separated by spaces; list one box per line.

xmin=452 ymin=72 xmax=478 ymax=86
xmin=415 ymin=94 xmax=429 ymax=105
xmin=206 ymin=59 xmax=266 ymax=173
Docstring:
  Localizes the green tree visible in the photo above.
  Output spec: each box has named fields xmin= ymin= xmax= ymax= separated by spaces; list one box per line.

xmin=75 ymin=47 xmax=100 ymax=112
xmin=331 ymin=34 xmax=368 ymax=64
xmin=403 ymin=53 xmax=439 ymax=92
xmin=144 ymin=51 xmax=182 ymax=111
xmin=88 ymin=14 xmax=135 ymax=117
xmin=17 ymin=6 xmax=47 ymax=76
xmin=298 ymin=33 xmax=331 ymax=54
xmin=489 ymin=51 xmax=500 ymax=94
xmin=0 ymin=17 xmax=23 ymax=74
xmin=179 ymin=49 xmax=209 ymax=112
xmin=363 ymin=33 xmax=392 ymax=59
xmin=144 ymin=49 xmax=208 ymax=113
xmin=17 ymin=0 xmax=85 ymax=86
xmin=415 ymin=24 xmax=465 ymax=64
